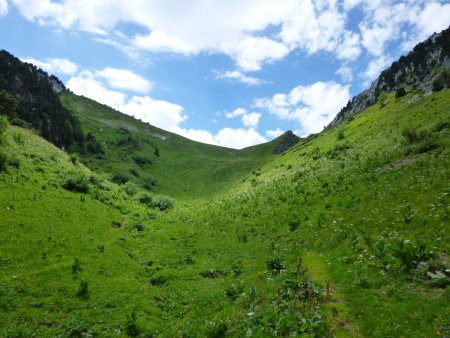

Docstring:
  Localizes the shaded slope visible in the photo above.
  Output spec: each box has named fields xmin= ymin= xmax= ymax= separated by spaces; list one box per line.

xmin=61 ymin=92 xmax=294 ymax=199
xmin=0 ymin=50 xmax=84 ymax=149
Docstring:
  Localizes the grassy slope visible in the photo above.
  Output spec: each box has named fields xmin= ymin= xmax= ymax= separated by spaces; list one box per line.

xmin=60 ymin=92 xmax=285 ymax=200
xmin=0 ymin=89 xmax=448 ymax=337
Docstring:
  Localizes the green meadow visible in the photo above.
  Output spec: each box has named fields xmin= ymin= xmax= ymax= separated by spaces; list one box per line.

xmin=0 ymin=89 xmax=449 ymax=337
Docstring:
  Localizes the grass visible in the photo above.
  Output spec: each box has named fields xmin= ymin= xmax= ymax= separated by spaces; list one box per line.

xmin=0 ymin=89 xmax=449 ymax=336
xmin=60 ymin=92 xmax=289 ymax=200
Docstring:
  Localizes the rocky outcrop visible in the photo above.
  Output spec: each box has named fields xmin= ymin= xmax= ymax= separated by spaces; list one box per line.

xmin=274 ymin=130 xmax=300 ymax=154
xmin=329 ymin=25 xmax=450 ymax=127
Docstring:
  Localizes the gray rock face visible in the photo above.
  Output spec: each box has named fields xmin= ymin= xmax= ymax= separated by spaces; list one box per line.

xmin=328 ymin=26 xmax=450 ymax=127
xmin=274 ymin=131 xmax=300 ymax=154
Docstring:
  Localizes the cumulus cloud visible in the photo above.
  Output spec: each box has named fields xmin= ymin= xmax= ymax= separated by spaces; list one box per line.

xmin=336 ymin=65 xmax=353 ymax=83
xmin=21 ymin=57 xmax=78 ymax=75
xmin=67 ymin=70 xmax=126 ymax=107
xmin=171 ymin=127 xmax=267 ymax=149
xmin=225 ymin=108 xmax=247 ymax=119
xmin=354 ymin=1 xmax=450 ymax=57
xmin=266 ymin=128 xmax=284 ymax=139
xmin=0 ymin=0 xmax=8 ymax=16
xmin=242 ymin=112 xmax=261 ymax=128
xmin=362 ymin=55 xmax=392 ymax=82
xmin=66 ymin=66 xmax=265 ymax=149
xmin=214 ymin=70 xmax=265 ymax=86
xmin=9 ymin=0 xmax=365 ymax=71
xmin=96 ymin=67 xmax=153 ymax=93
xmin=214 ymin=128 xmax=267 ymax=149
xmin=255 ymin=82 xmax=350 ymax=136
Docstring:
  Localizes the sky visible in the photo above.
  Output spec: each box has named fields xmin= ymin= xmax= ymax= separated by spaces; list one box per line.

xmin=0 ymin=1 xmax=449 ymax=149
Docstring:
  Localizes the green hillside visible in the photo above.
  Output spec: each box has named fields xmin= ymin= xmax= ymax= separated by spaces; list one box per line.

xmin=60 ymin=92 xmax=294 ymax=199
xmin=1 ymin=88 xmax=449 ymax=336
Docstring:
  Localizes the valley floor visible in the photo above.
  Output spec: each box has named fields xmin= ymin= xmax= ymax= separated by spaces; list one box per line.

xmin=0 ymin=90 xmax=449 ymax=337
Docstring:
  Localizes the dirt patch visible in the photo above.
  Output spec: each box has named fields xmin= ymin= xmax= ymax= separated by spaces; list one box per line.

xmin=382 ymin=153 xmax=428 ymax=170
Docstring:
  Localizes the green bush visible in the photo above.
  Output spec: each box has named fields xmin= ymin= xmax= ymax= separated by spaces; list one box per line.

xmin=153 ymin=195 xmax=174 ymax=211
xmin=111 ymin=172 xmax=129 ymax=185
xmin=401 ymin=128 xmax=425 ymax=143
xmin=266 ymin=252 xmax=285 ymax=274
xmin=389 ymin=239 xmax=436 ymax=271
xmin=0 ymin=115 xmax=8 ymax=144
xmin=125 ymin=308 xmax=140 ymax=337
xmin=136 ymin=192 xmax=153 ymax=206
xmin=62 ymin=172 xmax=90 ymax=193
xmin=123 ymin=181 xmax=139 ymax=196
xmin=205 ymin=320 xmax=229 ymax=338
xmin=0 ymin=151 xmax=8 ymax=172
xmin=225 ymin=281 xmax=244 ymax=301
xmin=76 ymin=280 xmax=89 ymax=299
xmin=395 ymin=87 xmax=407 ymax=98
xmin=432 ymin=69 xmax=450 ymax=92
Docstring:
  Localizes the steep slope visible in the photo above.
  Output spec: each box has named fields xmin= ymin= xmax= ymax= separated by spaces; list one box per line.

xmin=61 ymin=92 xmax=296 ymax=199
xmin=0 ymin=50 xmax=85 ymax=149
xmin=330 ymin=25 xmax=450 ymax=126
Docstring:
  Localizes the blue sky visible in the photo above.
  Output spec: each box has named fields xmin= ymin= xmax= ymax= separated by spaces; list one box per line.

xmin=0 ymin=0 xmax=449 ymax=148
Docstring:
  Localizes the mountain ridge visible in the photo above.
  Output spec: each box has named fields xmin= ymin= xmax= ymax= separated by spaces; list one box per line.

xmin=329 ymin=25 xmax=450 ymax=127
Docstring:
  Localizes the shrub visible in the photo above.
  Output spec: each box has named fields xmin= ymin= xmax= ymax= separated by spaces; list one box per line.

xmin=129 ymin=168 xmax=140 ymax=177
xmin=289 ymin=219 xmax=300 ymax=231
xmin=0 ymin=115 xmax=8 ymax=144
xmin=76 ymin=280 xmax=89 ymax=299
xmin=123 ymin=181 xmax=139 ymax=197
xmin=206 ymin=320 xmax=229 ymax=338
xmin=132 ymin=155 xmax=151 ymax=166
xmin=225 ymin=281 xmax=244 ymax=301
xmin=0 ymin=152 xmax=8 ymax=172
xmin=13 ymin=131 xmax=24 ymax=144
xmin=402 ymin=128 xmax=426 ymax=144
xmin=395 ymin=87 xmax=407 ymax=98
xmin=153 ymin=195 xmax=174 ymax=211
xmin=62 ymin=172 xmax=90 ymax=193
xmin=111 ymin=172 xmax=129 ymax=185
xmin=389 ymin=239 xmax=436 ymax=271
xmin=432 ymin=69 xmax=450 ymax=92
xmin=231 ymin=261 xmax=243 ymax=276
xmin=134 ymin=224 xmax=145 ymax=231
xmin=136 ymin=192 xmax=153 ymax=206
xmin=69 ymin=153 xmax=79 ymax=165
xmin=125 ymin=308 xmax=140 ymax=337
xmin=72 ymin=258 xmax=82 ymax=276
xmin=336 ymin=126 xmax=346 ymax=140
xmin=266 ymin=252 xmax=285 ymax=274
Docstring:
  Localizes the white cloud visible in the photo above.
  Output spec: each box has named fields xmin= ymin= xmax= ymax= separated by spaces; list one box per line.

xmin=67 ymin=70 xmax=126 ymax=107
xmin=214 ymin=70 xmax=265 ymax=86
xmin=416 ymin=2 xmax=450 ymax=38
xmin=21 ymin=57 xmax=78 ymax=75
xmin=255 ymin=81 xmax=350 ymax=136
xmin=66 ymin=67 xmax=266 ymax=149
xmin=67 ymin=70 xmax=185 ymax=132
xmin=214 ymin=128 xmax=267 ymax=149
xmin=266 ymin=128 xmax=284 ymax=139
xmin=222 ymin=36 xmax=290 ymax=71
xmin=362 ymin=55 xmax=392 ymax=82
xmin=225 ymin=108 xmax=247 ymax=119
xmin=336 ymin=65 xmax=353 ymax=83
xmin=119 ymin=96 xmax=186 ymax=132
xmin=242 ymin=112 xmax=261 ymax=128
xmin=96 ymin=67 xmax=152 ymax=93
xmin=172 ymin=126 xmax=267 ymax=149
xmin=0 ymin=0 xmax=8 ymax=16
xmin=9 ymin=0 xmax=364 ymax=71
